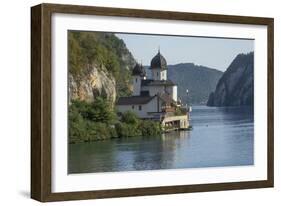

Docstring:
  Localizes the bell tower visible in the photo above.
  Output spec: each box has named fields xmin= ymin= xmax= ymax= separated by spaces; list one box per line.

xmin=132 ymin=63 xmax=146 ymax=96
xmin=150 ymin=49 xmax=167 ymax=81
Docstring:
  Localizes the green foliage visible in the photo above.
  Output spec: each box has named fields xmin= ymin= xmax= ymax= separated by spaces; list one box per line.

xmin=71 ymin=98 xmax=116 ymax=123
xmin=139 ymin=120 xmax=162 ymax=137
xmin=69 ymin=33 xmax=85 ymax=76
xmin=69 ymin=99 xmax=162 ymax=143
xmin=115 ymin=111 xmax=140 ymax=138
xmin=121 ymin=111 xmax=139 ymax=125
xmin=69 ymin=99 xmax=117 ymax=143
xmin=115 ymin=111 xmax=161 ymax=138
xmin=115 ymin=122 xmax=140 ymax=138
xmin=68 ymin=106 xmax=87 ymax=143
xmin=85 ymin=122 xmax=111 ymax=141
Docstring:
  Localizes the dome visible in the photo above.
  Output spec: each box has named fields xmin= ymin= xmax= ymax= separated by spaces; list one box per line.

xmin=150 ymin=50 xmax=167 ymax=70
xmin=132 ymin=63 xmax=146 ymax=76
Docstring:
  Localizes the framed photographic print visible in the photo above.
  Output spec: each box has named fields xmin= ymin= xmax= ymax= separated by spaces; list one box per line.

xmin=31 ymin=3 xmax=274 ymax=202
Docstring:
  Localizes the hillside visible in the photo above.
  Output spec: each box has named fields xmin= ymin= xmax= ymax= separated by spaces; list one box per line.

xmin=167 ymin=64 xmax=223 ymax=105
xmin=207 ymin=52 xmax=254 ymax=107
xmin=68 ymin=31 xmax=136 ymax=105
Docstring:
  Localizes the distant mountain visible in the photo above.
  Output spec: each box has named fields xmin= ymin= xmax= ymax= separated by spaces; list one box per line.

xmin=145 ymin=63 xmax=223 ymax=105
xmin=207 ymin=52 xmax=254 ymax=107
xmin=164 ymin=64 xmax=223 ymax=105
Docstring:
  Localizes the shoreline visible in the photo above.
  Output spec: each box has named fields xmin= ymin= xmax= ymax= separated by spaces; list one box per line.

xmin=69 ymin=125 xmax=193 ymax=144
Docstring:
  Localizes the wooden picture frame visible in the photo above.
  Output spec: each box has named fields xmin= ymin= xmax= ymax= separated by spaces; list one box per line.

xmin=31 ymin=3 xmax=274 ymax=202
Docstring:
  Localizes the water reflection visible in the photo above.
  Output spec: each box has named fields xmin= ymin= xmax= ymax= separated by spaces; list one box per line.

xmin=68 ymin=106 xmax=254 ymax=174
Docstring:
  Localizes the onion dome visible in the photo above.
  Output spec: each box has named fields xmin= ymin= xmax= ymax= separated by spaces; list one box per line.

xmin=132 ymin=63 xmax=146 ymax=77
xmin=150 ymin=50 xmax=167 ymax=70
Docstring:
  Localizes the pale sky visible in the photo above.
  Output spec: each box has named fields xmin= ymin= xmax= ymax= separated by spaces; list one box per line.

xmin=116 ymin=33 xmax=254 ymax=72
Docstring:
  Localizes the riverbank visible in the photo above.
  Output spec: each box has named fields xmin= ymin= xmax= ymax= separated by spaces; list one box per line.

xmin=69 ymin=99 xmax=163 ymax=144
xmin=69 ymin=98 xmax=193 ymax=144
xmin=69 ymin=122 xmax=192 ymax=144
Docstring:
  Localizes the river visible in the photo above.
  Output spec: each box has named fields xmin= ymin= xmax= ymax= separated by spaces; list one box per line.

xmin=68 ymin=106 xmax=254 ymax=174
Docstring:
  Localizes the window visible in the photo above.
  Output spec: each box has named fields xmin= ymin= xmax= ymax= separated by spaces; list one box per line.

xmin=138 ymin=105 xmax=142 ymax=110
xmin=135 ymin=78 xmax=138 ymax=83
xmin=132 ymin=105 xmax=135 ymax=109
xmin=157 ymin=72 xmax=159 ymax=77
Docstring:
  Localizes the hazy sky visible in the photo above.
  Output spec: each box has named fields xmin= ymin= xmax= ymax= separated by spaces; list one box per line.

xmin=116 ymin=33 xmax=254 ymax=72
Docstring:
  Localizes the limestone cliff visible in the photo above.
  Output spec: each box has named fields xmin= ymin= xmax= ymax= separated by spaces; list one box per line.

xmin=69 ymin=64 xmax=116 ymax=105
xmin=207 ymin=52 xmax=254 ymax=107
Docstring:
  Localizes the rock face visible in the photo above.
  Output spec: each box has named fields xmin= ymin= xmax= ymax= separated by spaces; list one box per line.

xmin=68 ymin=31 xmax=136 ymax=106
xmin=207 ymin=52 xmax=254 ymax=107
xmin=69 ymin=64 xmax=116 ymax=105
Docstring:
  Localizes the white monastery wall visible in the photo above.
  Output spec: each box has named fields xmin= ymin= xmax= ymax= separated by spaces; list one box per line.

xmin=116 ymin=97 xmax=159 ymax=119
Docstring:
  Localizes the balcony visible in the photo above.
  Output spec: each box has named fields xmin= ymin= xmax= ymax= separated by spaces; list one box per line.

xmin=161 ymin=107 xmax=175 ymax=113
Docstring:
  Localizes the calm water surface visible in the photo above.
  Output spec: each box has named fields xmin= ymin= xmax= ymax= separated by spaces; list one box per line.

xmin=68 ymin=106 xmax=254 ymax=173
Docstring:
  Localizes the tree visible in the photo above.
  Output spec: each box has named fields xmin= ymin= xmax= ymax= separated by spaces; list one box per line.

xmin=69 ymin=33 xmax=85 ymax=76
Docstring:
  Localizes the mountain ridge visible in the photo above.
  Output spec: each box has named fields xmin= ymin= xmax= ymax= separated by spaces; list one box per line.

xmin=145 ymin=63 xmax=223 ymax=105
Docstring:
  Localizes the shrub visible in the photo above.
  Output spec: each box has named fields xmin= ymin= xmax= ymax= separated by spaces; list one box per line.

xmin=115 ymin=122 xmax=141 ymax=138
xmin=68 ymin=107 xmax=87 ymax=143
xmin=121 ymin=111 xmax=139 ymax=125
xmin=90 ymin=122 xmax=111 ymax=140
xmin=69 ymin=99 xmax=117 ymax=143
xmin=139 ymin=120 xmax=162 ymax=137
